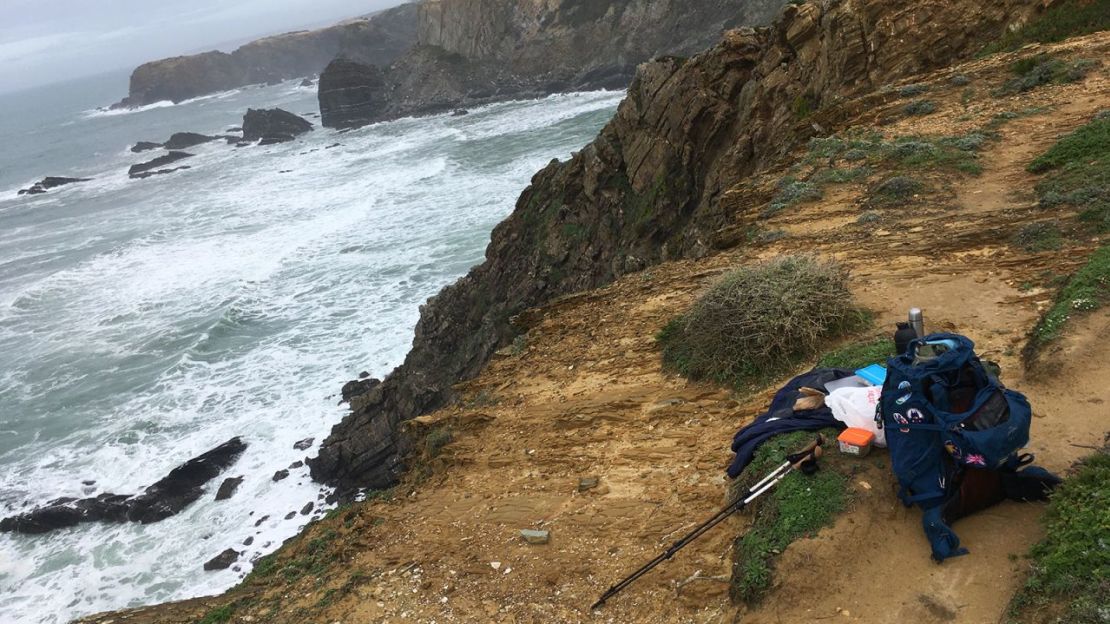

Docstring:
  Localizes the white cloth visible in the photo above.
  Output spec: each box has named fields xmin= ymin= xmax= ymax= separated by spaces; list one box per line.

xmin=826 ymin=386 xmax=886 ymax=447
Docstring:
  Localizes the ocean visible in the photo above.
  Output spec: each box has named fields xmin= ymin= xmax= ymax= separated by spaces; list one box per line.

xmin=0 ymin=70 xmax=622 ymax=623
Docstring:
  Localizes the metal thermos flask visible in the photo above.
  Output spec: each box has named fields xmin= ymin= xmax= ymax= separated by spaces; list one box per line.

xmin=908 ymin=308 xmax=925 ymax=338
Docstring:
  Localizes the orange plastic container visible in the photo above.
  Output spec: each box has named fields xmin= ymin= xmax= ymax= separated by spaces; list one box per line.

xmin=837 ymin=428 xmax=875 ymax=457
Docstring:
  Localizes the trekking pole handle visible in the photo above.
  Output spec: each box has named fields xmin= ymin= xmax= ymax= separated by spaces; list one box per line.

xmin=787 ymin=434 xmax=824 ymax=469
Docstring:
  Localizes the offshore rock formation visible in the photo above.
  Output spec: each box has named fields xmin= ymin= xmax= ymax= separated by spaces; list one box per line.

xmin=17 ymin=176 xmax=91 ymax=195
xmin=317 ymin=0 xmax=789 ymax=129
xmin=112 ymin=3 xmax=418 ymax=108
xmin=128 ymin=151 xmax=194 ymax=179
xmin=242 ymin=108 xmax=314 ymax=144
xmin=310 ymin=0 xmax=1060 ymax=494
xmin=1 ymin=438 xmax=246 ymax=534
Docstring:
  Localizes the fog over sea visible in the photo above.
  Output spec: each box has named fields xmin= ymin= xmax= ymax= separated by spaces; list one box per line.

xmin=0 ymin=70 xmax=621 ymax=623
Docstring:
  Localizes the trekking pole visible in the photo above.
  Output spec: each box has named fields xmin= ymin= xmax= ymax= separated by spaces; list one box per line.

xmin=590 ymin=435 xmax=824 ymax=610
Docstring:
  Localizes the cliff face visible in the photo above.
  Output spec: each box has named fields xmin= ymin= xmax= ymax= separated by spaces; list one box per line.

xmin=317 ymin=0 xmax=788 ymax=128
xmin=311 ymin=0 xmax=1060 ymax=493
xmin=113 ymin=3 xmax=418 ymax=108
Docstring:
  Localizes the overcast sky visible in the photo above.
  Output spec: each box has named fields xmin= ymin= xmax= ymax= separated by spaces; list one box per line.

xmin=0 ymin=0 xmax=408 ymax=94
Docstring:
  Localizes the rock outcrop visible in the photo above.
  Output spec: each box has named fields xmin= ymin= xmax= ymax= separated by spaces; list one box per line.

xmin=1 ymin=437 xmax=246 ymax=534
xmin=310 ymin=0 xmax=1060 ymax=494
xmin=128 ymin=151 xmax=194 ymax=179
xmin=242 ymin=108 xmax=314 ymax=144
xmin=17 ymin=176 xmax=91 ymax=195
xmin=163 ymin=132 xmax=217 ymax=150
xmin=112 ymin=3 xmax=418 ymax=108
xmin=318 ymin=0 xmax=789 ymax=128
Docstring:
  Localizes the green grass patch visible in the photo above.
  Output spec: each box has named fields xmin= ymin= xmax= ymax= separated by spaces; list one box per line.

xmin=729 ymin=430 xmax=849 ymax=604
xmin=658 ymin=256 xmax=866 ymax=390
xmin=425 ymin=427 xmax=453 ymax=458
xmin=1026 ymin=245 xmax=1110 ymax=355
xmin=994 ymin=55 xmax=1099 ymax=96
xmin=198 ymin=604 xmax=235 ymax=624
xmin=981 ymin=0 xmax=1110 ymax=55
xmin=1006 ymin=450 xmax=1110 ymax=624
xmin=1029 ymin=113 xmax=1110 ymax=173
xmin=1030 ymin=114 xmax=1110 ymax=233
xmin=817 ymin=336 xmax=895 ymax=370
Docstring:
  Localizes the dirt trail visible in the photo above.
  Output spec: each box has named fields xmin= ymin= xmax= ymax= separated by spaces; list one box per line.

xmin=78 ymin=34 xmax=1109 ymax=624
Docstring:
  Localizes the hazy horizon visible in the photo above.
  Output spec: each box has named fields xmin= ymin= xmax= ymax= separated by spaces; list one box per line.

xmin=0 ymin=0 xmax=409 ymax=95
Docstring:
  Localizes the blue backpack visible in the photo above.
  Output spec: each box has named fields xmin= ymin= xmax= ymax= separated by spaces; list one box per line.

xmin=879 ymin=333 xmax=1035 ymax=561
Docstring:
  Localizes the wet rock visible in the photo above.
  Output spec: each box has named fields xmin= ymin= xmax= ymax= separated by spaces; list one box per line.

xmin=318 ymin=58 xmax=390 ymax=129
xmin=242 ymin=108 xmax=313 ymax=144
xmin=163 ymin=132 xmax=216 ymax=150
xmin=243 ymin=536 xmax=254 ymax=546
xmin=520 ymin=529 xmax=550 ymax=544
xmin=288 ymin=461 xmax=304 ymax=469
xmin=293 ymin=438 xmax=314 ymax=451
xmin=300 ymin=78 xmax=315 ymax=87
xmin=341 ymin=377 xmax=380 ymax=403
xmin=254 ymin=515 xmax=270 ymax=527
xmin=226 ymin=126 xmax=242 ymax=132
xmin=451 ymin=109 xmax=469 ymax=116
xmin=126 ymin=437 xmax=248 ymax=523
xmin=215 ymin=476 xmax=243 ymax=501
xmin=203 ymin=548 xmax=239 ymax=571
xmin=18 ymin=176 xmax=91 ymax=195
xmin=300 ymin=502 xmax=314 ymax=515
xmin=130 ymin=166 xmax=192 ymax=180
xmin=130 ymin=141 xmax=162 ymax=153
xmin=1 ymin=438 xmax=246 ymax=534
xmin=128 ymin=151 xmax=193 ymax=178
xmin=82 ymin=480 xmax=96 ymax=486
xmin=284 ymin=511 xmax=296 ymax=520
xmin=272 ymin=469 xmax=289 ymax=482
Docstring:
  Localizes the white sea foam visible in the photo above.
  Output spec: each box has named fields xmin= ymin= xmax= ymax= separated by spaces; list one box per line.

xmin=0 ymin=88 xmax=623 ymax=623
xmin=84 ymin=100 xmax=177 ymax=118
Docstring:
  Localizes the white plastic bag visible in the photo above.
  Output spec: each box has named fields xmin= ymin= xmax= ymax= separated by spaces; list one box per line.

xmin=826 ymin=386 xmax=886 ymax=447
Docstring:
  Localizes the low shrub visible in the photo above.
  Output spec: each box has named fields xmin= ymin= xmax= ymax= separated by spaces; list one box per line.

xmin=898 ymin=83 xmax=929 ymax=97
xmin=762 ymin=177 xmax=823 ymax=217
xmin=904 ymin=100 xmax=937 ymax=116
xmin=857 ymin=211 xmax=881 ymax=224
xmin=872 ymin=176 xmax=922 ymax=202
xmin=658 ymin=256 xmax=865 ymax=388
xmin=995 ymin=55 xmax=1099 ymax=96
xmin=425 ymin=427 xmax=454 ymax=458
xmin=1013 ymin=222 xmax=1063 ymax=252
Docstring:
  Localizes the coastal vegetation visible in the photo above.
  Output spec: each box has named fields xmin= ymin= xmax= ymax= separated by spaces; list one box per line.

xmin=657 ymin=256 xmax=866 ymax=390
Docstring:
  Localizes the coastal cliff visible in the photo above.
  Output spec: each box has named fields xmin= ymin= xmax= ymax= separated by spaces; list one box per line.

xmin=113 ymin=3 xmax=418 ymax=108
xmin=311 ymin=0 xmax=1058 ymax=493
xmin=317 ymin=0 xmax=788 ymax=128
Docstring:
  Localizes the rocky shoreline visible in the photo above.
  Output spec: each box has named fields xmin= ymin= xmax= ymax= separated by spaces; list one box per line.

xmin=316 ymin=0 xmax=789 ymax=129
xmin=112 ymin=3 xmax=418 ymax=109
